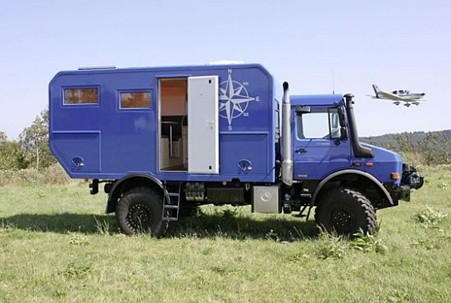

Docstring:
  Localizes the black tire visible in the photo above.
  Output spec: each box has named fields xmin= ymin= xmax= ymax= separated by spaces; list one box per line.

xmin=315 ymin=187 xmax=376 ymax=236
xmin=115 ymin=187 xmax=167 ymax=237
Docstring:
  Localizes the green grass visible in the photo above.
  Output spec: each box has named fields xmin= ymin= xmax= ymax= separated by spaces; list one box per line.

xmin=0 ymin=167 xmax=450 ymax=302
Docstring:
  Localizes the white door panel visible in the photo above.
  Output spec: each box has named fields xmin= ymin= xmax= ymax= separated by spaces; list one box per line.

xmin=188 ymin=76 xmax=219 ymax=174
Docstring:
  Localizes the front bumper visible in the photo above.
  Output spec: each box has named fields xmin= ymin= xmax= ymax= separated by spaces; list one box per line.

xmin=398 ymin=185 xmax=412 ymax=202
xmin=398 ymin=164 xmax=424 ymax=202
xmin=402 ymin=164 xmax=424 ymax=189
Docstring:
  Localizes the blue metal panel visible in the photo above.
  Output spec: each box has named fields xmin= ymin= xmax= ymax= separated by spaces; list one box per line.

xmin=293 ymin=138 xmax=351 ymax=180
xmin=50 ymin=131 xmax=100 ymax=173
xmin=356 ymin=144 xmax=403 ymax=185
xmin=219 ymin=132 xmax=272 ymax=180
xmin=50 ymin=69 xmax=157 ymax=178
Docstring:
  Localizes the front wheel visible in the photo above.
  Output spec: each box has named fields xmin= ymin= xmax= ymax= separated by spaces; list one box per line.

xmin=116 ymin=187 xmax=167 ymax=237
xmin=315 ymin=188 xmax=376 ymax=236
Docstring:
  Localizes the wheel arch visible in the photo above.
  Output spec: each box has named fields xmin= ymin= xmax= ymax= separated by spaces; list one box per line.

xmin=106 ymin=174 xmax=165 ymax=213
xmin=311 ymin=169 xmax=393 ymax=208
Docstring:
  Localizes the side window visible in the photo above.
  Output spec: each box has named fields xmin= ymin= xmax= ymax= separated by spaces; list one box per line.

xmin=120 ymin=91 xmax=152 ymax=109
xmin=64 ymin=88 xmax=99 ymax=104
xmin=297 ymin=108 xmax=340 ymax=139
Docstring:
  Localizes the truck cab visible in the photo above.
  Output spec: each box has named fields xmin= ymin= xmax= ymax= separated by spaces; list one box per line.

xmin=282 ymin=90 xmax=423 ymax=234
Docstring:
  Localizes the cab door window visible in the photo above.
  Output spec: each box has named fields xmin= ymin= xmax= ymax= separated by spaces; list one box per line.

xmin=297 ymin=108 xmax=340 ymax=139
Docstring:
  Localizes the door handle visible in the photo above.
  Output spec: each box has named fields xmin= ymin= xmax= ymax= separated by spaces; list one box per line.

xmin=237 ymin=159 xmax=253 ymax=172
xmin=205 ymin=120 xmax=215 ymax=129
xmin=295 ymin=148 xmax=307 ymax=154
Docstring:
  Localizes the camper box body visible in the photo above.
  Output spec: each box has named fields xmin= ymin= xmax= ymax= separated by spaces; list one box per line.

xmin=49 ymin=64 xmax=279 ymax=184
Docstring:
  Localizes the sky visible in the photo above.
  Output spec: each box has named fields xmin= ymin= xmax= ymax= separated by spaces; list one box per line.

xmin=1 ymin=0 xmax=450 ymax=139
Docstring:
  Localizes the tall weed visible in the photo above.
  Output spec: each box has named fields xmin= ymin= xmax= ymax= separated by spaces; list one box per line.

xmin=350 ymin=229 xmax=388 ymax=254
xmin=0 ymin=164 xmax=72 ymax=186
xmin=415 ymin=206 xmax=448 ymax=228
xmin=316 ymin=233 xmax=347 ymax=259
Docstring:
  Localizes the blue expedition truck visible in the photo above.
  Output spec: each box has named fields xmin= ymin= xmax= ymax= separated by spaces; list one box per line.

xmin=49 ymin=63 xmax=423 ymax=237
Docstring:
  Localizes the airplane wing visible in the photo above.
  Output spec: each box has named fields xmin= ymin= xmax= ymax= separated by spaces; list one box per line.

xmin=377 ymin=90 xmax=406 ymax=101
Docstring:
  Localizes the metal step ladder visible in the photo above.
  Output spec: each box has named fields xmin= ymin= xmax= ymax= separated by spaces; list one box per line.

xmin=162 ymin=182 xmax=181 ymax=223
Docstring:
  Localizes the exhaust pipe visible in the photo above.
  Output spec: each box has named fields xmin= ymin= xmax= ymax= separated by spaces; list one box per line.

xmin=281 ymin=82 xmax=293 ymax=186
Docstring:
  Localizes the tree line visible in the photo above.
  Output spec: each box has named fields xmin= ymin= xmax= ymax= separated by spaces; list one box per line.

xmin=0 ymin=110 xmax=55 ymax=171
xmin=361 ymin=130 xmax=451 ymax=166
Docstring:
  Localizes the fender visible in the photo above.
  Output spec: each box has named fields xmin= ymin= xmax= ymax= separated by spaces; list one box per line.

xmin=106 ymin=173 xmax=166 ymax=213
xmin=311 ymin=169 xmax=393 ymax=206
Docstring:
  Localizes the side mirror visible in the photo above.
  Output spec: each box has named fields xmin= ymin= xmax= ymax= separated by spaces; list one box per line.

xmin=295 ymin=105 xmax=311 ymax=115
xmin=338 ymin=106 xmax=346 ymax=127
xmin=340 ymin=127 xmax=348 ymax=139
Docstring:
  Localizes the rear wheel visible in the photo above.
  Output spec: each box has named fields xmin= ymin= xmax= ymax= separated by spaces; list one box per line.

xmin=116 ymin=187 xmax=167 ymax=237
xmin=315 ymin=187 xmax=376 ymax=236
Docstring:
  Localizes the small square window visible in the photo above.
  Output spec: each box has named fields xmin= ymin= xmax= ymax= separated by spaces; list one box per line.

xmin=64 ymin=88 xmax=99 ymax=104
xmin=120 ymin=92 xmax=151 ymax=109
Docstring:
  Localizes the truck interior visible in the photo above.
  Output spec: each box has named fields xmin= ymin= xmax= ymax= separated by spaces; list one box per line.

xmin=159 ymin=75 xmax=219 ymax=174
xmin=159 ymin=78 xmax=188 ymax=171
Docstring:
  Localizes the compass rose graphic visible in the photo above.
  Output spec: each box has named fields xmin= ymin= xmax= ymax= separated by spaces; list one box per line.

xmin=219 ymin=71 xmax=257 ymax=128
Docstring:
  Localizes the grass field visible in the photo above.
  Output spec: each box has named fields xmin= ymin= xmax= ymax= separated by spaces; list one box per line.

xmin=0 ymin=167 xmax=450 ymax=302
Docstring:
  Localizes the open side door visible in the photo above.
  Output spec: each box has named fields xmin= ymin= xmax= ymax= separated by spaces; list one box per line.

xmin=188 ymin=76 xmax=219 ymax=174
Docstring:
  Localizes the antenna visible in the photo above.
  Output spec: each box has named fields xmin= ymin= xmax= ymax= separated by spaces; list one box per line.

xmin=331 ymin=69 xmax=335 ymax=94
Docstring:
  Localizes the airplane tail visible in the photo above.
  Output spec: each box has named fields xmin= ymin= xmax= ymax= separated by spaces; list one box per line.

xmin=372 ymin=84 xmax=381 ymax=98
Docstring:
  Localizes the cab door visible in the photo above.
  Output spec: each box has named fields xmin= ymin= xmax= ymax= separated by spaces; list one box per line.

xmin=293 ymin=107 xmax=350 ymax=181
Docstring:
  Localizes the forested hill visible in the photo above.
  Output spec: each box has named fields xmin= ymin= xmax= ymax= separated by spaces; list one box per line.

xmin=360 ymin=129 xmax=451 ymax=165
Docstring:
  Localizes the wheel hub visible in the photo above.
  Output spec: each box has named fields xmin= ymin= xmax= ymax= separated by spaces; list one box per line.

xmin=128 ymin=203 xmax=152 ymax=231
xmin=331 ymin=209 xmax=351 ymax=232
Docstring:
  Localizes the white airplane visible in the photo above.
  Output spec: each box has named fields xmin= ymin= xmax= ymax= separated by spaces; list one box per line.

xmin=370 ymin=84 xmax=426 ymax=107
